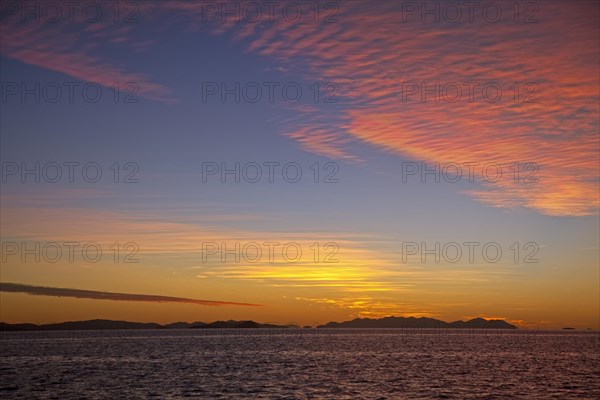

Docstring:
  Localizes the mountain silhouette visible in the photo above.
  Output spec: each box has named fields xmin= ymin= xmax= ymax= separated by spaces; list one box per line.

xmin=0 ymin=319 xmax=288 ymax=331
xmin=0 ymin=319 xmax=162 ymax=331
xmin=318 ymin=316 xmax=517 ymax=329
xmin=0 ymin=316 xmax=517 ymax=331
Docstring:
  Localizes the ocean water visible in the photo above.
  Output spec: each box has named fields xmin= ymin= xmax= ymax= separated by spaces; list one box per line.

xmin=0 ymin=329 xmax=598 ymax=399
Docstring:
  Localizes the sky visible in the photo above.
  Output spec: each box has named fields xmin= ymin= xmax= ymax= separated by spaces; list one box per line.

xmin=0 ymin=0 xmax=598 ymax=329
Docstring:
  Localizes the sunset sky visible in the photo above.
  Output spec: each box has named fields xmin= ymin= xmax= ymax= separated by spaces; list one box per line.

xmin=0 ymin=0 xmax=598 ymax=329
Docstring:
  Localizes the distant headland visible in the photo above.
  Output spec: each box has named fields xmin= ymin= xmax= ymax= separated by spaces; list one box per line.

xmin=317 ymin=316 xmax=517 ymax=329
xmin=0 ymin=316 xmax=517 ymax=331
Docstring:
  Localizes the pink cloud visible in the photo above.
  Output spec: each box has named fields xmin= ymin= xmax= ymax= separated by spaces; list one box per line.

xmin=0 ymin=9 xmax=174 ymax=102
xmin=210 ymin=1 xmax=599 ymax=216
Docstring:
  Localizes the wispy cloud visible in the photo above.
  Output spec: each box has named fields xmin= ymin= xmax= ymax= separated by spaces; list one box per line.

xmin=211 ymin=1 xmax=599 ymax=216
xmin=294 ymin=296 xmax=438 ymax=320
xmin=0 ymin=5 xmax=174 ymax=102
xmin=3 ymin=2 xmax=597 ymax=214
xmin=0 ymin=282 xmax=261 ymax=306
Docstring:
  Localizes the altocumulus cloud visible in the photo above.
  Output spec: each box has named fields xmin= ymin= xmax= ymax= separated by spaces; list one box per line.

xmin=0 ymin=283 xmax=261 ymax=307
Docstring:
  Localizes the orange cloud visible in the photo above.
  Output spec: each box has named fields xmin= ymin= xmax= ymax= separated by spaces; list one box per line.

xmin=212 ymin=1 xmax=600 ymax=216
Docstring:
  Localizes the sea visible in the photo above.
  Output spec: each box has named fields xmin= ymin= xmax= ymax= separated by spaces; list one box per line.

xmin=1 ymin=329 xmax=599 ymax=399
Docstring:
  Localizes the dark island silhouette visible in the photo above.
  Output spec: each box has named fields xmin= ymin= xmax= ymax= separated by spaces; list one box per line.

xmin=0 ymin=319 xmax=288 ymax=331
xmin=0 ymin=316 xmax=517 ymax=331
xmin=318 ymin=316 xmax=517 ymax=329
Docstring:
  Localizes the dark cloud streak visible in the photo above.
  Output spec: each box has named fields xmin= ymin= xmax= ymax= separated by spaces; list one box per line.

xmin=0 ymin=283 xmax=262 ymax=307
